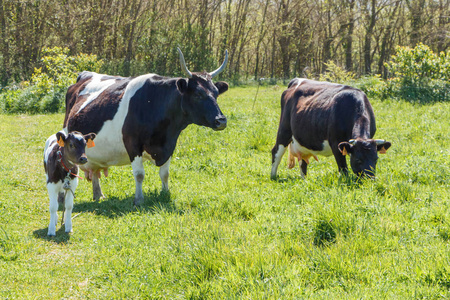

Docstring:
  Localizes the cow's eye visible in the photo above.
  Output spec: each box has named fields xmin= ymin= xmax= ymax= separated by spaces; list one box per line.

xmin=69 ymin=143 xmax=75 ymax=149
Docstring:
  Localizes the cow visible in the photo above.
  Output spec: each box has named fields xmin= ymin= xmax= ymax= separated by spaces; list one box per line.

xmin=44 ymin=131 xmax=96 ymax=236
xmin=63 ymin=48 xmax=229 ymax=205
xmin=271 ymin=78 xmax=391 ymax=180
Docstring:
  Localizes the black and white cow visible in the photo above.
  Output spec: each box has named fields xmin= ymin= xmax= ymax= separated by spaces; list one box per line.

xmin=63 ymin=48 xmax=229 ymax=205
xmin=44 ymin=131 xmax=96 ymax=236
xmin=271 ymin=78 xmax=391 ymax=179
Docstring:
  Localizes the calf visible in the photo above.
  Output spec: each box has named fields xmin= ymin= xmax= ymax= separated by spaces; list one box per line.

xmin=44 ymin=131 xmax=96 ymax=236
xmin=271 ymin=78 xmax=391 ymax=179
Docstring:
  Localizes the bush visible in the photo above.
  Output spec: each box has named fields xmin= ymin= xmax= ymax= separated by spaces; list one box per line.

xmin=319 ymin=61 xmax=355 ymax=84
xmin=354 ymin=75 xmax=389 ymax=99
xmin=384 ymin=44 xmax=450 ymax=102
xmin=0 ymin=47 xmax=103 ymax=114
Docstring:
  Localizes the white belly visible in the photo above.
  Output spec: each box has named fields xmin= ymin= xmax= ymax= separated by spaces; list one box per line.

xmin=291 ymin=137 xmax=333 ymax=158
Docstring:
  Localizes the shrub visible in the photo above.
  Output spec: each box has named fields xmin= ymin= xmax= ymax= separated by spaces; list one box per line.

xmin=384 ymin=44 xmax=450 ymax=102
xmin=319 ymin=61 xmax=355 ymax=84
xmin=0 ymin=47 xmax=103 ymax=114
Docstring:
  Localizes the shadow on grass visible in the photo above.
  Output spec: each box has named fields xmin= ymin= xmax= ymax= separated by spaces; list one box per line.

xmin=72 ymin=189 xmax=178 ymax=219
xmin=33 ymin=226 xmax=71 ymax=244
xmin=33 ymin=190 xmax=178 ymax=243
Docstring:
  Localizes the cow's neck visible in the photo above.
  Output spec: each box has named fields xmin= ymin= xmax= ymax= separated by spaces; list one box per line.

xmin=58 ymin=147 xmax=75 ymax=170
xmin=352 ymin=116 xmax=371 ymax=139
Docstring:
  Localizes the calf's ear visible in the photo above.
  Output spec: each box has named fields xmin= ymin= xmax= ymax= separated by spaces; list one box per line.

xmin=56 ymin=131 xmax=67 ymax=147
xmin=176 ymin=78 xmax=189 ymax=94
xmin=84 ymin=133 xmax=96 ymax=148
xmin=215 ymin=81 xmax=229 ymax=95
xmin=377 ymin=141 xmax=391 ymax=154
xmin=338 ymin=142 xmax=353 ymax=156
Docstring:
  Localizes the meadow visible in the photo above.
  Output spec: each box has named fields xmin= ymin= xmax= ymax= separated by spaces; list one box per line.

xmin=0 ymin=85 xmax=449 ymax=299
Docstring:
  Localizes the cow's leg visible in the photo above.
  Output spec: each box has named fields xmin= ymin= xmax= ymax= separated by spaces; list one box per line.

xmin=271 ymin=116 xmax=292 ymax=179
xmin=47 ymin=183 xmax=60 ymax=236
xmin=332 ymin=146 xmax=349 ymax=175
xmin=159 ymin=157 xmax=171 ymax=192
xmin=92 ymin=171 xmax=104 ymax=201
xmin=271 ymin=144 xmax=287 ymax=179
xmin=131 ymin=156 xmax=145 ymax=206
xmin=64 ymin=178 xmax=78 ymax=233
xmin=299 ymin=159 xmax=308 ymax=178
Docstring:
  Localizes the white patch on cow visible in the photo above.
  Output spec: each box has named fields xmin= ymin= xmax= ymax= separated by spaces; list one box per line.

xmin=76 ymin=73 xmax=117 ymax=114
xmin=72 ymin=132 xmax=85 ymax=142
xmin=131 ymin=156 xmax=145 ymax=204
xmin=271 ymin=144 xmax=286 ymax=179
xmin=291 ymin=137 xmax=332 ymax=158
xmin=44 ymin=134 xmax=56 ymax=165
xmin=80 ymin=74 xmax=159 ymax=172
xmin=293 ymin=78 xmax=307 ymax=89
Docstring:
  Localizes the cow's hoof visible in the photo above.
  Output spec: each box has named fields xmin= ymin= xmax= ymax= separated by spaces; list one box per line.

xmin=48 ymin=233 xmax=55 ymax=237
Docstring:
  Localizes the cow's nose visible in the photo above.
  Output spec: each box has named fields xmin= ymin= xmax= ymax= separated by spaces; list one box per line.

xmin=214 ymin=116 xmax=227 ymax=130
xmin=79 ymin=157 xmax=88 ymax=164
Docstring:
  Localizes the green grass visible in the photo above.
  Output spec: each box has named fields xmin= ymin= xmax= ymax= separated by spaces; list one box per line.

xmin=0 ymin=85 xmax=449 ymax=298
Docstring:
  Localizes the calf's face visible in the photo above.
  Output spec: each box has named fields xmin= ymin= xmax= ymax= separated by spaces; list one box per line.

xmin=56 ymin=131 xmax=96 ymax=165
xmin=338 ymin=139 xmax=391 ymax=177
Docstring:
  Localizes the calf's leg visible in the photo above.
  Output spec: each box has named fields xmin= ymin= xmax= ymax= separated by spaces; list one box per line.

xmin=63 ymin=178 xmax=78 ymax=233
xmin=47 ymin=183 xmax=60 ymax=236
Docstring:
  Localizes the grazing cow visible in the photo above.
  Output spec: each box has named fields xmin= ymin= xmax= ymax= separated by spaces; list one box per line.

xmin=44 ymin=131 xmax=96 ymax=236
xmin=63 ymin=48 xmax=229 ymax=205
xmin=271 ymin=78 xmax=391 ymax=179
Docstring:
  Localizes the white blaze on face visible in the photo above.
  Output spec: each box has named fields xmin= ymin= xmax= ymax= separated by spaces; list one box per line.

xmin=77 ymin=73 xmax=117 ymax=114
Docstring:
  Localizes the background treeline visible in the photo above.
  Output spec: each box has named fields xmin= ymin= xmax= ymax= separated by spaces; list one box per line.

xmin=1 ymin=0 xmax=449 ymax=85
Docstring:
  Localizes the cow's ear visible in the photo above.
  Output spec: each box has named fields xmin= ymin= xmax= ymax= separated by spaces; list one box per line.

xmin=338 ymin=142 xmax=353 ymax=156
xmin=176 ymin=78 xmax=189 ymax=94
xmin=377 ymin=141 xmax=391 ymax=154
xmin=215 ymin=81 xmax=229 ymax=95
xmin=84 ymin=133 xmax=96 ymax=148
xmin=56 ymin=131 xmax=67 ymax=147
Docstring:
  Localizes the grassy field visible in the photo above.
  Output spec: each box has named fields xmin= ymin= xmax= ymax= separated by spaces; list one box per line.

xmin=0 ymin=84 xmax=449 ymax=299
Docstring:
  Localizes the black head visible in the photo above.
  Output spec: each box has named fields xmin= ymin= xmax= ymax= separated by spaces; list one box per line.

xmin=56 ymin=131 xmax=97 ymax=165
xmin=176 ymin=73 xmax=228 ymax=130
xmin=176 ymin=48 xmax=229 ymax=131
xmin=338 ymin=138 xmax=391 ymax=177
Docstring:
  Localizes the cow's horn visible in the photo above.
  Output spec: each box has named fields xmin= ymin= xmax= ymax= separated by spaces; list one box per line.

xmin=349 ymin=139 xmax=356 ymax=145
xmin=209 ymin=49 xmax=228 ymax=78
xmin=374 ymin=139 xmax=386 ymax=145
xmin=177 ymin=47 xmax=192 ymax=78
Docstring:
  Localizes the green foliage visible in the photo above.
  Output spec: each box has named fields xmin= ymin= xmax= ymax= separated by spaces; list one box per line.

xmin=319 ymin=61 xmax=355 ymax=84
xmin=0 ymin=47 xmax=103 ymax=114
xmin=384 ymin=44 xmax=450 ymax=102
xmin=354 ymin=75 xmax=389 ymax=99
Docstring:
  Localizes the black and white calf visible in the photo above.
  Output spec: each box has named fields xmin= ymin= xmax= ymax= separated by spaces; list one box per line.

xmin=44 ymin=131 xmax=96 ymax=236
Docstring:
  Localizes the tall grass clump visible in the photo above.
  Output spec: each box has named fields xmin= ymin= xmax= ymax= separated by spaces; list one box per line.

xmin=0 ymin=47 xmax=103 ymax=114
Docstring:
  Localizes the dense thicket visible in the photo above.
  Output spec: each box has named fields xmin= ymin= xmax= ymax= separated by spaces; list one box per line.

xmin=0 ymin=0 xmax=449 ymax=85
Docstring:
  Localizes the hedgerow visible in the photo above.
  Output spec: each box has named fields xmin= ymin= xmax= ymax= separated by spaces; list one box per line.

xmin=0 ymin=47 xmax=102 ymax=114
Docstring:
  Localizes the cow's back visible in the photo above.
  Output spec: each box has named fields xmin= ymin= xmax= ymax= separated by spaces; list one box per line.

xmin=289 ymin=79 xmax=375 ymax=139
